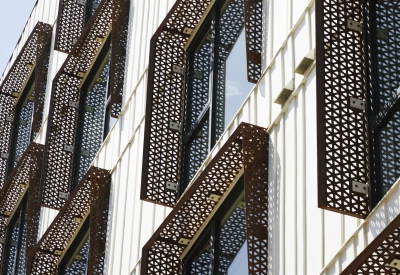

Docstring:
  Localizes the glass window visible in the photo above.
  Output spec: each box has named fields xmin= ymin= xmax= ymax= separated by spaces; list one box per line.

xmin=3 ymin=198 xmax=27 ymax=275
xmin=183 ymin=178 xmax=248 ymax=275
xmin=71 ymin=40 xmax=113 ymax=190
xmin=8 ymin=76 xmax=36 ymax=173
xmin=182 ymin=0 xmax=252 ymax=191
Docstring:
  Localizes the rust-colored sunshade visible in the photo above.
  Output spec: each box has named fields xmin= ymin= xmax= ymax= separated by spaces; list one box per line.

xmin=316 ymin=0 xmax=369 ymax=218
xmin=28 ymin=167 xmax=110 ymax=275
xmin=40 ymin=0 xmax=112 ymax=209
xmin=109 ymin=0 xmax=130 ymax=118
xmin=341 ymin=214 xmax=400 ymax=274
xmin=243 ymin=0 xmax=262 ymax=83
xmin=141 ymin=0 xmax=264 ymax=207
xmin=141 ymin=122 xmax=268 ymax=275
xmin=0 ymin=22 xmax=51 ymax=189
xmin=0 ymin=143 xmax=44 ymax=272
xmin=54 ymin=0 xmax=87 ymax=53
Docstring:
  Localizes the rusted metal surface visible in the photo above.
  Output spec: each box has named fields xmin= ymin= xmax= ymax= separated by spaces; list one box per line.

xmin=141 ymin=122 xmax=268 ymax=275
xmin=32 ymin=23 xmax=52 ymax=133
xmin=316 ymin=0 xmax=369 ymax=218
xmin=341 ymin=214 xmax=400 ymax=274
xmin=28 ymin=167 xmax=110 ymax=275
xmin=243 ymin=0 xmax=262 ymax=83
xmin=54 ymin=0 xmax=87 ymax=53
xmin=40 ymin=0 xmax=112 ymax=209
xmin=0 ymin=22 xmax=51 ymax=190
xmin=0 ymin=143 xmax=44 ymax=272
xmin=141 ymin=0 xmax=213 ymax=207
xmin=109 ymin=0 xmax=130 ymax=118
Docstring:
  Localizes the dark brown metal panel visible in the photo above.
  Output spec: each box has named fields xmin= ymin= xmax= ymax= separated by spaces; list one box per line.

xmin=40 ymin=0 xmax=112 ymax=209
xmin=141 ymin=122 xmax=269 ymax=275
xmin=32 ymin=23 xmax=52 ymax=133
xmin=0 ymin=143 xmax=44 ymax=272
xmin=54 ymin=0 xmax=87 ymax=53
xmin=242 ymin=123 xmax=269 ymax=275
xmin=141 ymin=0 xmax=212 ymax=207
xmin=88 ymin=167 xmax=110 ymax=275
xmin=0 ymin=23 xmax=49 ymax=189
xmin=28 ymin=166 xmax=110 ymax=275
xmin=316 ymin=0 xmax=369 ymax=218
xmin=109 ymin=0 xmax=130 ymax=118
xmin=341 ymin=214 xmax=400 ymax=274
xmin=243 ymin=0 xmax=262 ymax=83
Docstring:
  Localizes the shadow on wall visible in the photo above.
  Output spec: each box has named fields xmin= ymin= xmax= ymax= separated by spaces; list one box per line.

xmin=268 ymin=135 xmax=281 ymax=274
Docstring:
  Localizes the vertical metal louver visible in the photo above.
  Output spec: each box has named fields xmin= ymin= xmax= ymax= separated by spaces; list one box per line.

xmin=316 ymin=0 xmax=370 ymax=218
xmin=109 ymin=0 xmax=130 ymax=118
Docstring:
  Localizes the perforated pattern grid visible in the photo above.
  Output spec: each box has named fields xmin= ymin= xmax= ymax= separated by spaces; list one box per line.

xmin=243 ymin=0 xmax=262 ymax=83
xmin=316 ymin=0 xmax=370 ymax=218
xmin=40 ymin=0 xmax=112 ymax=209
xmin=0 ymin=143 xmax=44 ymax=272
xmin=55 ymin=0 xmax=87 ymax=53
xmin=28 ymin=167 xmax=110 ymax=275
xmin=142 ymin=0 xmax=212 ymax=207
xmin=341 ymin=214 xmax=400 ymax=274
xmin=141 ymin=122 xmax=268 ymax=275
xmin=109 ymin=0 xmax=130 ymax=118
xmin=0 ymin=22 xmax=51 ymax=189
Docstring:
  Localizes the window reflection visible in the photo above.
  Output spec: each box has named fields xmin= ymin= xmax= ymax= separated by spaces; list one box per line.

xmin=378 ymin=105 xmax=400 ymax=194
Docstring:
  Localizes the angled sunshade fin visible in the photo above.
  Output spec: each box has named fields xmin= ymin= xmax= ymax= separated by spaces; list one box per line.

xmin=28 ymin=167 xmax=110 ymax=275
xmin=109 ymin=0 xmax=130 ymax=118
xmin=316 ymin=0 xmax=370 ymax=218
xmin=0 ymin=22 xmax=52 ymax=189
xmin=0 ymin=143 xmax=44 ymax=272
xmin=54 ymin=0 xmax=87 ymax=53
xmin=141 ymin=122 xmax=269 ymax=275
xmin=243 ymin=0 xmax=263 ymax=83
xmin=40 ymin=0 xmax=112 ymax=209
xmin=141 ymin=0 xmax=213 ymax=207
xmin=32 ymin=23 xmax=53 ymax=133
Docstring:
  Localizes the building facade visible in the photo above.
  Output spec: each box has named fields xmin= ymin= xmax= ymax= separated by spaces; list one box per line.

xmin=0 ymin=0 xmax=399 ymax=274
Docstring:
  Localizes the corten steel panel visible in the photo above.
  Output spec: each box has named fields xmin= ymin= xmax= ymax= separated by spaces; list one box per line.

xmin=32 ymin=23 xmax=52 ymax=133
xmin=28 ymin=167 xmax=110 ymax=275
xmin=0 ymin=143 xmax=44 ymax=272
xmin=316 ymin=0 xmax=370 ymax=218
xmin=0 ymin=22 xmax=51 ymax=190
xmin=141 ymin=0 xmax=212 ymax=207
xmin=341 ymin=214 xmax=400 ymax=274
xmin=109 ymin=0 xmax=130 ymax=118
xmin=54 ymin=0 xmax=87 ymax=53
xmin=40 ymin=0 xmax=112 ymax=209
xmin=243 ymin=0 xmax=262 ymax=83
xmin=141 ymin=122 xmax=269 ymax=275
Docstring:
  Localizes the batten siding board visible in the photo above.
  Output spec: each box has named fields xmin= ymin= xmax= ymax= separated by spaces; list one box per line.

xmin=284 ymin=101 xmax=297 ymax=275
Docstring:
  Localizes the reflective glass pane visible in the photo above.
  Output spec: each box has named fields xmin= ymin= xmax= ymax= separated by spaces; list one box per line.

xmin=379 ymin=105 xmax=400 ymax=194
xmin=64 ymin=237 xmax=90 ymax=275
xmin=190 ymin=235 xmax=212 ymax=275
xmin=185 ymin=23 xmax=212 ymax=135
xmin=10 ymin=83 xmax=35 ymax=170
xmin=373 ymin=1 xmax=400 ymax=111
xmin=73 ymin=53 xmax=109 ymax=188
xmin=216 ymin=0 xmax=252 ymax=139
xmin=217 ymin=191 xmax=247 ymax=275
xmin=185 ymin=118 xmax=209 ymax=184
xmin=5 ymin=217 xmax=22 ymax=275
